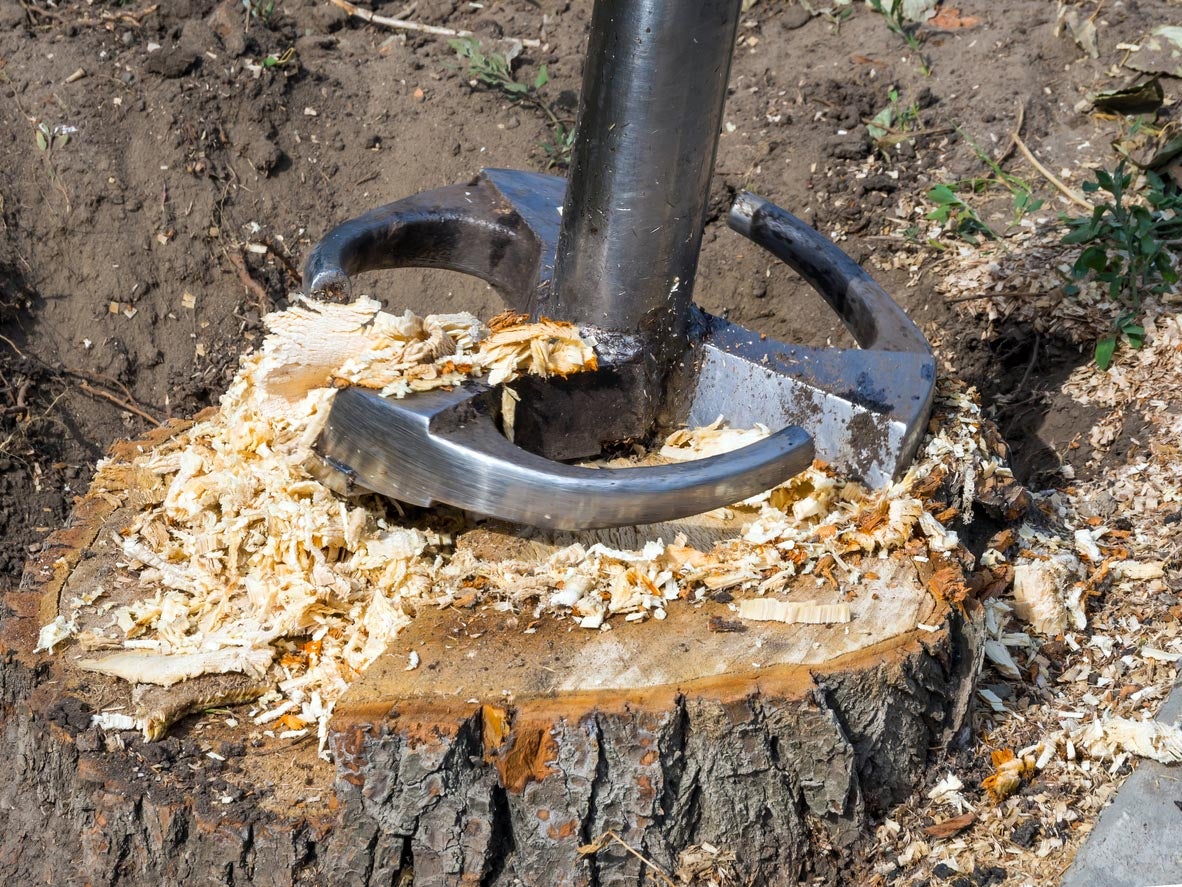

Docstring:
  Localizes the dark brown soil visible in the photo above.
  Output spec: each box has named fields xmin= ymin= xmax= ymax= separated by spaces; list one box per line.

xmin=0 ymin=0 xmax=1177 ymax=879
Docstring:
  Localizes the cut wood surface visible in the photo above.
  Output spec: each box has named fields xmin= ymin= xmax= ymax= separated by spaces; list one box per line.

xmin=0 ymin=418 xmax=987 ymax=886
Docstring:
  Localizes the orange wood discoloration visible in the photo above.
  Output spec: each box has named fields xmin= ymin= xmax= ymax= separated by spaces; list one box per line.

xmin=546 ymin=819 xmax=578 ymax=840
xmin=482 ymin=704 xmax=511 ymax=760
xmin=495 ymin=719 xmax=559 ymax=794
xmin=635 ymin=775 xmax=654 ymax=799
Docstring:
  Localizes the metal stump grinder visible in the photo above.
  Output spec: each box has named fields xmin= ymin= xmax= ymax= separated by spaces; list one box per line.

xmin=302 ymin=0 xmax=936 ymax=530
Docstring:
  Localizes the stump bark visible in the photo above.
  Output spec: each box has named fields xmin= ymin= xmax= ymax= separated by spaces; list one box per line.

xmin=0 ymin=424 xmax=985 ymax=886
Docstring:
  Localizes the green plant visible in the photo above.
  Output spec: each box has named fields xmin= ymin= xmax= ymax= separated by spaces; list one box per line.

xmin=866 ymin=0 xmax=931 ymax=76
xmin=918 ymin=126 xmax=1045 ymax=243
xmin=957 ymin=128 xmax=1045 ymax=226
xmin=34 ymin=122 xmax=69 ymax=152
xmin=1061 ymin=162 xmax=1182 ymax=368
xmin=540 ymin=122 xmax=576 ymax=170
xmin=450 ymin=38 xmax=575 ymax=169
xmin=822 ymin=5 xmax=855 ymax=34
xmin=925 ymin=184 xmax=998 ymax=244
xmin=243 ymin=0 xmax=274 ymax=19
xmin=32 ymin=122 xmax=72 ymax=213
xmin=867 ymin=88 xmax=922 ymax=151
xmin=262 ymin=48 xmax=296 ymax=68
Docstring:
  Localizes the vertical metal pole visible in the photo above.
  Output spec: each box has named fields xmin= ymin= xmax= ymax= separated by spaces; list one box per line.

xmin=550 ymin=0 xmax=743 ymax=358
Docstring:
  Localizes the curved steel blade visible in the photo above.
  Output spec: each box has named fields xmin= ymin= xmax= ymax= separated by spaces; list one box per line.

xmin=311 ymin=384 xmax=814 ymax=530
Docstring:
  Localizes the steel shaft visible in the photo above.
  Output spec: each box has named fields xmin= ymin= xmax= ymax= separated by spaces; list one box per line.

xmin=550 ymin=0 xmax=743 ymax=359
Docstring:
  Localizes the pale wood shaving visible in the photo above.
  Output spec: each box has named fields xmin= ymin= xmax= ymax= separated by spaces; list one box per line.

xmin=736 ymin=598 xmax=851 ymax=624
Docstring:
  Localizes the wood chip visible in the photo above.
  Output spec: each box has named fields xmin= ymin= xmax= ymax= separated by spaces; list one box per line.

xmin=707 ymin=615 xmax=748 ymax=633
xmin=736 ymin=598 xmax=851 ymax=624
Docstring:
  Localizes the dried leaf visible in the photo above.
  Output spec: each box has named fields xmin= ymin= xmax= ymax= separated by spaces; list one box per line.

xmin=1089 ymin=78 xmax=1164 ymax=115
xmin=928 ymin=6 xmax=980 ymax=29
xmin=1125 ymin=26 xmax=1182 ymax=78
xmin=923 ymin=812 xmax=977 ymax=838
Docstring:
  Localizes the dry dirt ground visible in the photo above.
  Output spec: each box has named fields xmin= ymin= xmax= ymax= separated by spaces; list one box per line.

xmin=2 ymin=0 xmax=1181 ymax=884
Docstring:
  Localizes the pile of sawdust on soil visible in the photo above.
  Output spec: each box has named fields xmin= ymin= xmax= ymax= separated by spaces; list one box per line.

xmin=39 ymin=296 xmax=1001 ymax=754
xmin=868 ymin=312 xmax=1182 ymax=887
xmin=935 ymin=231 xmax=1179 ymax=348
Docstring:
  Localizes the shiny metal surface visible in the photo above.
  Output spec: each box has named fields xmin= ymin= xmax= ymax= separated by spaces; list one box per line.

xmin=728 ymin=192 xmax=930 ymax=353
xmin=314 ymin=385 xmax=814 ymax=530
xmin=549 ymin=0 xmax=743 ymax=360
xmin=302 ymin=170 xmax=565 ymax=312
xmin=721 ymin=194 xmax=936 ymax=483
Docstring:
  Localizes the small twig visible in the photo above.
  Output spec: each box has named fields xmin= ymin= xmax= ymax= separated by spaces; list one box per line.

xmin=62 ymin=368 xmax=145 ymax=413
xmin=1015 ymin=333 xmax=1042 ymax=393
xmin=578 ymin=831 xmax=676 ymax=887
xmin=996 ymin=99 xmax=1025 ymax=166
xmin=14 ymin=378 xmax=29 ymax=409
xmin=327 ymin=0 xmax=540 ymax=47
xmin=1 ymin=335 xmax=158 ymax=424
xmin=227 ymin=249 xmax=271 ymax=310
xmin=76 ymin=380 xmax=163 ymax=426
xmin=0 ymin=332 xmax=28 ymax=360
xmin=262 ymin=234 xmax=302 ymax=286
xmin=1011 ymin=132 xmax=1091 ymax=210
xmin=18 ymin=1 xmax=64 ymax=21
xmin=0 ymin=388 xmax=68 ymax=457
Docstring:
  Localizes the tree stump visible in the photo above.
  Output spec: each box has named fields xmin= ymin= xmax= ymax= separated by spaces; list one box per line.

xmin=1 ymin=422 xmax=985 ymax=887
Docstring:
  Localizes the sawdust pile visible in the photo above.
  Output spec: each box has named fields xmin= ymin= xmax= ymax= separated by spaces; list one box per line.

xmin=869 ymin=312 xmax=1182 ymax=886
xmin=40 ymin=296 xmax=1004 ymax=753
xmin=37 ymin=298 xmax=598 ymax=748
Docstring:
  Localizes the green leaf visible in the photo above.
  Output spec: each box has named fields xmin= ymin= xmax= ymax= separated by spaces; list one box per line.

xmin=1094 ymin=334 xmax=1117 ymax=370
xmin=927 ymin=184 xmax=957 ymax=204
xmin=1062 ymin=208 xmax=1104 ymax=243
xmin=534 ymin=65 xmax=549 ymax=90
xmin=1078 ymin=244 xmax=1110 ymax=273
xmin=868 ymin=106 xmax=894 ymax=141
xmin=35 ymin=129 xmax=47 ymax=151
